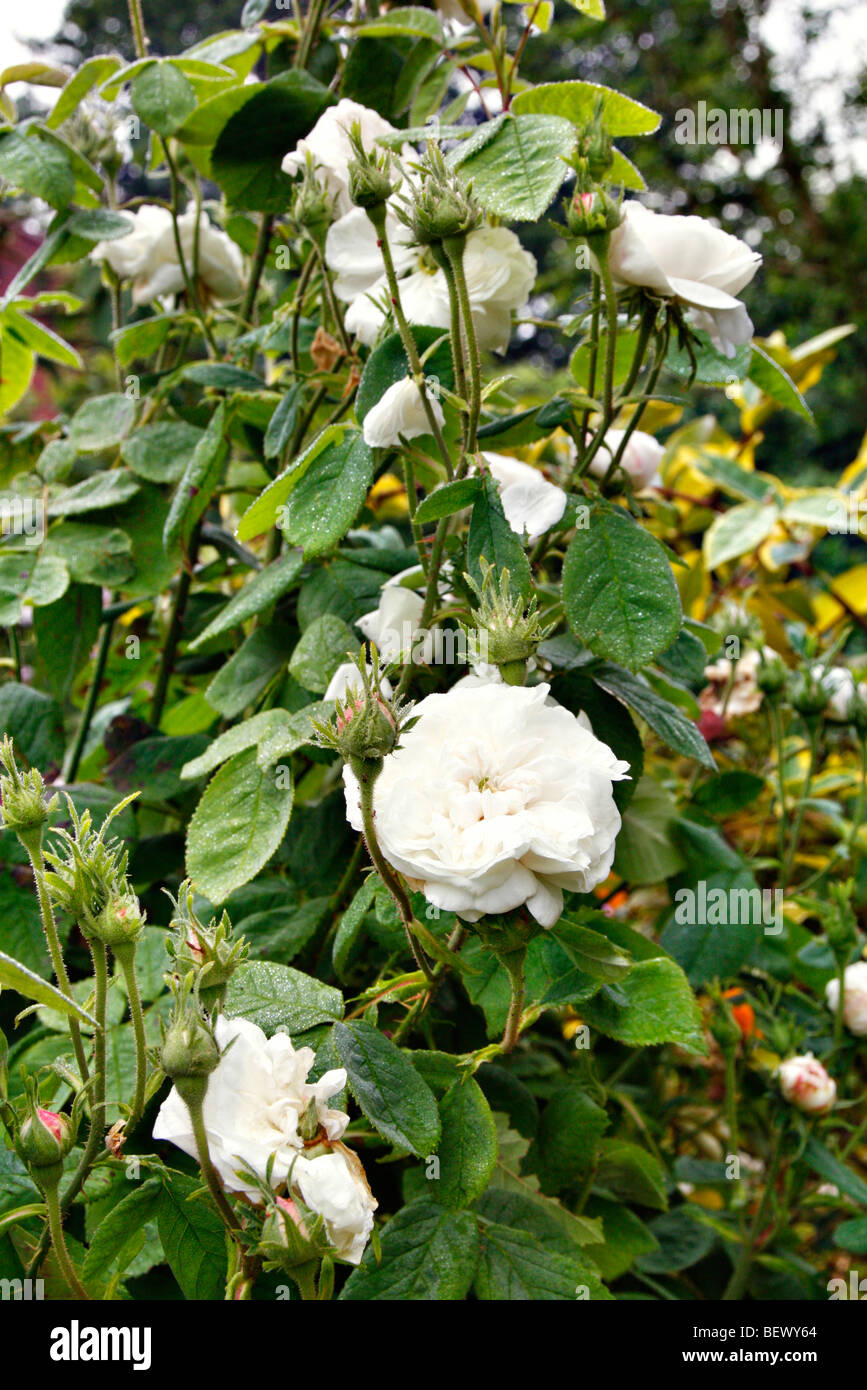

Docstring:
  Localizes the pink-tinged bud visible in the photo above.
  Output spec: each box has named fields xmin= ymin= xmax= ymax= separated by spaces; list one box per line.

xmin=37 ymin=1109 xmax=64 ymax=1144
xmin=276 ymin=1195 xmax=310 ymax=1242
xmin=19 ymin=1100 xmax=73 ymax=1169
xmin=576 ymin=192 xmax=596 ymax=214
xmin=778 ymin=1053 xmax=837 ymax=1115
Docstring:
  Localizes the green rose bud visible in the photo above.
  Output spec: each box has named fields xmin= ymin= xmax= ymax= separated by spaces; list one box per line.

xmin=91 ymin=894 xmax=145 ymax=949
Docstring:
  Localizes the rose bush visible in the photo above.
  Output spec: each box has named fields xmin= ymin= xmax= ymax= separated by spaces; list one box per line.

xmin=0 ymin=0 xmax=865 ymax=1309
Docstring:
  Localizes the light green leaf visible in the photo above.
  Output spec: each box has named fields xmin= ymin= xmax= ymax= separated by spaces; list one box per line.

xmin=279 ymin=431 xmax=374 ymax=558
xmin=224 ymin=960 xmax=343 ymax=1035
xmin=130 ymin=60 xmax=197 ymax=137
xmin=580 ymin=958 xmax=706 ymax=1052
xmin=236 ymin=424 xmax=351 ymax=541
xmin=704 ymin=501 xmax=780 ymax=570
xmin=0 ymin=950 xmax=99 ymax=1026
xmin=511 ymin=80 xmax=660 ymax=135
xmin=451 ymin=113 xmax=575 ymax=221
xmin=185 ymin=745 xmax=293 ymax=902
xmin=67 ymin=393 xmax=138 ymax=453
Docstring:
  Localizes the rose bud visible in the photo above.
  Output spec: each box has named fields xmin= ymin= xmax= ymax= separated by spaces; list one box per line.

xmin=825 ymin=961 xmax=867 ymax=1037
xmin=778 ymin=1053 xmax=837 ymax=1115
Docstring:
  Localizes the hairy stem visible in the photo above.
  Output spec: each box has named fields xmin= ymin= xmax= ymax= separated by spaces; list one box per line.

xmin=117 ymin=944 xmax=148 ymax=1131
xmin=27 ymin=845 xmax=89 ymax=1084
xmin=44 ymin=1181 xmax=90 ymax=1300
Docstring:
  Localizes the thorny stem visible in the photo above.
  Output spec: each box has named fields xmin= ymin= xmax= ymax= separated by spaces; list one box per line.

xmin=236 ymin=213 xmax=274 ymax=339
xmin=295 ymin=0 xmax=327 ymax=71
xmin=44 ymin=1180 xmax=90 ymax=1300
xmin=500 ymin=948 xmax=527 ymax=1053
xmin=445 ymin=235 xmax=482 ymax=455
xmin=27 ymin=845 xmax=89 ymax=1084
xmin=291 ymin=251 xmax=318 ymax=374
xmin=161 ymin=140 xmax=219 ymax=357
xmin=366 ymin=205 xmax=454 ymax=480
xmin=126 ymin=0 xmax=148 ymax=58
xmin=391 ymin=925 xmax=467 ymax=1045
xmin=150 ymin=522 xmax=201 ymax=727
xmin=66 ymin=610 xmax=114 ymax=783
xmin=117 ymin=944 xmax=148 ymax=1131
xmin=354 ymin=758 xmax=435 ymax=983
xmin=184 ymin=1087 xmax=242 ymax=1235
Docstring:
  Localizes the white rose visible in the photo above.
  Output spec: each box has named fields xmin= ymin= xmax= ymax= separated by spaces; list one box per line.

xmin=604 ymin=202 xmax=761 ymax=358
xmin=356 ymin=570 xmax=432 ymax=663
xmin=132 ymin=209 xmax=245 ymax=306
xmin=152 ymin=1016 xmax=348 ymax=1198
xmin=481 ymin=452 xmax=567 ymax=543
xmin=90 ymin=204 xmax=173 ymax=281
xmin=328 ymin=221 xmax=535 ymax=351
xmin=293 ymin=1147 xmax=377 ymax=1266
xmin=825 ymin=961 xmax=867 ymax=1036
xmin=700 ymin=648 xmax=768 ymax=719
xmin=810 ymin=664 xmax=866 ymax=721
xmin=588 ymin=429 xmax=665 ymax=490
xmin=342 ymin=682 xmax=630 ymax=927
xmin=282 ymin=99 xmax=408 ymax=219
xmin=362 ymin=376 xmax=446 ymax=449
xmin=778 ymin=1053 xmax=837 ymax=1115
xmin=325 ymin=662 xmax=394 ymax=703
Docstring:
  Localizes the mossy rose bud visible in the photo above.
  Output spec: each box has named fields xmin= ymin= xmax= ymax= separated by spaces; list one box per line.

xmin=20 ymin=1103 xmax=73 ymax=1170
xmin=92 ymin=894 xmax=145 ymax=948
xmin=161 ymin=1008 xmax=220 ymax=1083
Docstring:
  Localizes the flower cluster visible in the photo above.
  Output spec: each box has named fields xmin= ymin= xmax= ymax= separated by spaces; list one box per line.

xmin=154 ymin=1016 xmax=376 ymax=1265
xmin=91 ymin=205 xmax=245 ymax=305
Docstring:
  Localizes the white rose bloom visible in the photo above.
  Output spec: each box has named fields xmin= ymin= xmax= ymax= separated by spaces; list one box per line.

xmin=356 ymin=573 xmax=432 ymax=663
xmin=362 ymin=376 xmax=446 ymax=448
xmin=343 ymin=683 xmax=630 ymax=927
xmin=153 ymin=1016 xmax=348 ymax=1198
xmin=131 ymin=209 xmax=245 ymax=306
xmin=604 ymin=202 xmax=761 ymax=358
xmin=700 ymin=647 xmax=777 ymax=720
xmin=481 ymin=452 xmax=567 ymax=543
xmin=811 ymin=663 xmax=866 ymax=721
xmin=778 ymin=1053 xmax=837 ymax=1115
xmin=825 ymin=961 xmax=867 ymax=1037
xmin=90 ymin=204 xmax=173 ymax=281
xmin=588 ymin=429 xmax=665 ymax=490
xmin=325 ymin=662 xmax=394 ymax=703
xmin=293 ymin=1147 xmax=377 ymax=1266
xmin=327 ymin=220 xmax=536 ymax=350
xmin=281 ymin=99 xmax=409 ymax=218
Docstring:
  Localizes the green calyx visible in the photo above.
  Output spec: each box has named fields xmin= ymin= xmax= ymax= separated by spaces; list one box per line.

xmin=165 ymin=880 xmax=248 ymax=992
xmin=0 ymin=736 xmax=56 ymax=847
xmin=464 ymin=560 xmax=554 ymax=679
xmin=91 ymin=894 xmax=146 ymax=948
xmin=397 ymin=143 xmax=482 ymax=246
xmin=314 ymin=646 xmax=416 ymax=765
xmin=160 ymin=976 xmax=221 ymax=1083
xmin=347 ymin=123 xmax=396 ymax=211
